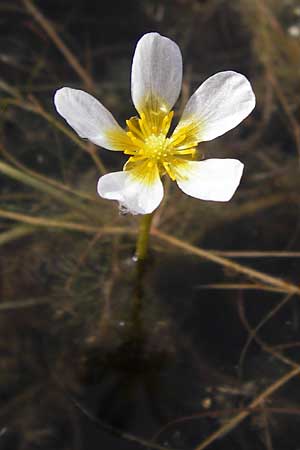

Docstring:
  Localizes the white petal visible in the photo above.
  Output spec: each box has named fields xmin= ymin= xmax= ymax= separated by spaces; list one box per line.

xmin=54 ymin=87 xmax=126 ymax=150
xmin=131 ymin=33 xmax=182 ymax=114
xmin=97 ymin=169 xmax=164 ymax=215
xmin=176 ymin=159 xmax=244 ymax=202
xmin=176 ymin=71 xmax=255 ymax=142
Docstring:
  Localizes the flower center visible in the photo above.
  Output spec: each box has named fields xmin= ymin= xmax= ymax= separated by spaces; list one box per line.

xmin=123 ymin=109 xmax=198 ymax=180
xmin=105 ymin=102 xmax=200 ymax=183
xmin=142 ymin=133 xmax=171 ymax=161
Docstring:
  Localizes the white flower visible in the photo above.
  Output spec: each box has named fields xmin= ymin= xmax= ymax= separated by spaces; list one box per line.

xmin=54 ymin=32 xmax=255 ymax=215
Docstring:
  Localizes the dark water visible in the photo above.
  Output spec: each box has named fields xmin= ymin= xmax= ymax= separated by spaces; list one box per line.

xmin=1 ymin=229 xmax=300 ymax=450
xmin=2 ymin=1 xmax=300 ymax=449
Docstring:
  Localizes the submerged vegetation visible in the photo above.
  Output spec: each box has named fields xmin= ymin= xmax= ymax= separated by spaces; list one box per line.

xmin=2 ymin=0 xmax=300 ymax=449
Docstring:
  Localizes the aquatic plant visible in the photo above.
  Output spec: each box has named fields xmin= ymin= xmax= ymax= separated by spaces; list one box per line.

xmin=54 ymin=32 xmax=255 ymax=259
xmin=55 ymin=34 xmax=256 ymax=214
xmin=2 ymin=2 xmax=300 ymax=450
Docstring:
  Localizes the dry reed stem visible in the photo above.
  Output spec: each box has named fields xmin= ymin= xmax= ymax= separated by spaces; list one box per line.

xmin=238 ymin=293 xmax=294 ymax=375
xmin=0 ymin=298 xmax=49 ymax=311
xmin=152 ymin=404 xmax=300 ymax=447
xmin=0 ymin=225 xmax=36 ymax=246
xmin=0 ymin=208 xmax=135 ymax=236
xmin=22 ymin=0 xmax=94 ymax=90
xmin=0 ymin=160 xmax=100 ymax=220
xmin=0 ymin=144 xmax=99 ymax=203
xmin=156 ymin=404 xmax=300 ymax=450
xmin=194 ymin=365 xmax=300 ymax=450
xmin=5 ymin=97 xmax=106 ymax=174
xmin=238 ymin=294 xmax=300 ymax=372
xmin=244 ymin=0 xmax=300 ymax=160
xmin=153 ymin=404 xmax=300 ymax=446
xmin=198 ymin=283 xmax=287 ymax=293
xmin=28 ymin=96 xmax=107 ymax=174
xmin=213 ymin=251 xmax=300 ymax=258
xmin=152 ymin=230 xmax=300 ymax=295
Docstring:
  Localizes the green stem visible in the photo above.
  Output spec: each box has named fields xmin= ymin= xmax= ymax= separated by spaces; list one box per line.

xmin=135 ymin=212 xmax=154 ymax=261
xmin=131 ymin=212 xmax=154 ymax=336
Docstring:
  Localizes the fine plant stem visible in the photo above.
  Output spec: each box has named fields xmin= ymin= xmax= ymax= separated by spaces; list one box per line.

xmin=0 ymin=160 xmax=99 ymax=220
xmin=194 ymin=364 xmax=300 ymax=450
xmin=0 ymin=225 xmax=36 ymax=246
xmin=4 ymin=97 xmax=107 ymax=175
xmin=22 ymin=0 xmax=94 ymax=90
xmin=0 ymin=208 xmax=136 ymax=236
xmin=152 ymin=229 xmax=300 ymax=295
xmin=135 ymin=212 xmax=155 ymax=262
xmin=0 ymin=143 xmax=99 ymax=202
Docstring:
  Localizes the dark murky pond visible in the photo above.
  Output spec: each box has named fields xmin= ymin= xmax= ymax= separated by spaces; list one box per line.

xmin=2 ymin=1 xmax=300 ymax=450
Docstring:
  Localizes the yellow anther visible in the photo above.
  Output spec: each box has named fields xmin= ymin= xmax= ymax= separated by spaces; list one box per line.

xmin=120 ymin=103 xmax=200 ymax=184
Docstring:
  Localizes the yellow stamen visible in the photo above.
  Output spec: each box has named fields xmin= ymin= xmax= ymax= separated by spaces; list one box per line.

xmin=106 ymin=98 xmax=201 ymax=185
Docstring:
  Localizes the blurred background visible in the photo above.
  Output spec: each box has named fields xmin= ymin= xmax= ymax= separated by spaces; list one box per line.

xmin=2 ymin=1 xmax=300 ymax=449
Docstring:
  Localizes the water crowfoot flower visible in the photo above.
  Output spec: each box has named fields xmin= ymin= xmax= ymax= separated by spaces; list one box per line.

xmin=54 ymin=32 xmax=255 ymax=215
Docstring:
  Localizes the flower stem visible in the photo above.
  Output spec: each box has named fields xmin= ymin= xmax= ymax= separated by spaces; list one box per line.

xmin=131 ymin=213 xmax=154 ymax=335
xmin=135 ymin=212 xmax=154 ymax=261
xmin=131 ymin=212 xmax=155 ymax=324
